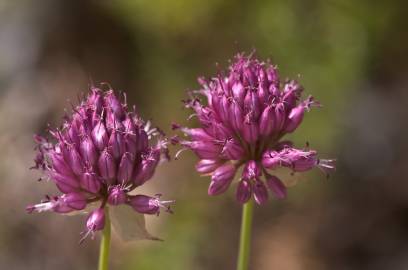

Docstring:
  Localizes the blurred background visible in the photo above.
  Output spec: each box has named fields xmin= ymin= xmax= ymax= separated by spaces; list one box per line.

xmin=1 ymin=0 xmax=408 ymax=269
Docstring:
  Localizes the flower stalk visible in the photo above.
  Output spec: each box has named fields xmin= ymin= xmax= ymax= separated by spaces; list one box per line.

xmin=98 ymin=207 xmax=111 ymax=270
xmin=237 ymin=200 xmax=254 ymax=270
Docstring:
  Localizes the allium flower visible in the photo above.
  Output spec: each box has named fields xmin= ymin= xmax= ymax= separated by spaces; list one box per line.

xmin=28 ymin=85 xmax=174 ymax=239
xmin=174 ymin=53 xmax=335 ymax=204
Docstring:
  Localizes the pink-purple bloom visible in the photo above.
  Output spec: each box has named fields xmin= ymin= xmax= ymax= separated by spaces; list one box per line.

xmin=174 ymin=53 xmax=335 ymax=204
xmin=28 ymin=85 xmax=174 ymax=239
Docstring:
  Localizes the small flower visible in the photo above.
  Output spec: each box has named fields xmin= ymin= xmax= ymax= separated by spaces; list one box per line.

xmin=128 ymin=194 xmax=175 ymax=215
xmin=28 ymin=85 xmax=174 ymax=239
xmin=85 ymin=208 xmax=105 ymax=235
xmin=175 ymin=52 xmax=335 ymax=204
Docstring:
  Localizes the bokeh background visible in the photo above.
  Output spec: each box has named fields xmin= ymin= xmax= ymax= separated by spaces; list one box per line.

xmin=1 ymin=0 xmax=408 ymax=269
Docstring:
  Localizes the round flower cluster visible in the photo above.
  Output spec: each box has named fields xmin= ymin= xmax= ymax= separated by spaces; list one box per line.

xmin=174 ymin=53 xmax=335 ymax=204
xmin=28 ymin=86 xmax=174 ymax=238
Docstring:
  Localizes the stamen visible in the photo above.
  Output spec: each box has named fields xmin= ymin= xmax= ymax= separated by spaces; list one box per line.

xmin=175 ymin=148 xmax=188 ymax=160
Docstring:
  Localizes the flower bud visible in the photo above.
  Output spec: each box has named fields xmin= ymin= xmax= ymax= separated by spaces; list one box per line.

xmin=27 ymin=193 xmax=86 ymax=214
xmin=108 ymin=130 xmax=126 ymax=160
xmin=218 ymin=95 xmax=231 ymax=122
xmin=293 ymin=156 xmax=317 ymax=171
xmin=98 ymin=149 xmax=116 ymax=184
xmin=242 ymin=117 xmax=258 ymax=144
xmin=244 ymin=91 xmax=261 ymax=120
xmin=261 ymin=150 xmax=281 ymax=169
xmin=236 ymin=180 xmax=252 ymax=204
xmin=117 ymin=152 xmax=135 ymax=185
xmin=274 ymin=103 xmax=286 ymax=132
xmin=105 ymin=110 xmax=124 ymax=132
xmin=66 ymin=124 xmax=80 ymax=146
xmin=229 ymin=101 xmax=244 ymax=132
xmin=105 ymin=91 xmax=125 ymax=120
xmin=266 ymin=65 xmax=279 ymax=84
xmin=80 ymin=171 xmax=101 ymax=193
xmin=181 ymin=128 xmax=213 ymax=141
xmin=284 ymin=104 xmax=305 ymax=133
xmin=222 ymin=138 xmax=245 ymax=160
xmin=55 ymin=193 xmax=87 ymax=213
xmin=80 ymin=136 xmax=97 ymax=166
xmin=259 ymin=105 xmax=275 ymax=137
xmin=282 ymin=80 xmax=303 ymax=109
xmin=242 ymin=160 xmax=261 ymax=180
xmin=257 ymin=81 xmax=270 ymax=105
xmin=92 ymin=122 xmax=109 ymax=151
xmin=284 ymin=149 xmax=318 ymax=172
xmin=210 ymin=121 xmax=234 ymax=139
xmin=243 ymin=68 xmax=256 ymax=87
xmin=124 ymin=133 xmax=138 ymax=155
xmin=265 ymin=174 xmax=287 ymax=199
xmin=108 ymin=186 xmax=127 ymax=205
xmin=86 ymin=208 xmax=105 ymax=232
xmin=128 ymin=195 xmax=159 ymax=215
xmin=63 ymin=145 xmax=84 ymax=176
xmin=50 ymin=152 xmax=73 ymax=176
xmin=136 ymin=129 xmax=149 ymax=153
xmin=269 ymin=84 xmax=280 ymax=96
xmin=132 ymin=149 xmax=160 ymax=186
xmin=208 ymin=164 xmax=236 ymax=195
xmin=253 ymin=180 xmax=268 ymax=205
xmin=181 ymin=140 xmax=221 ymax=159
xmin=51 ymin=172 xmax=80 ymax=193
xmin=231 ymin=82 xmax=246 ymax=105
xmin=123 ymin=116 xmax=136 ymax=135
xmin=210 ymin=93 xmax=222 ymax=118
xmin=88 ymin=87 xmax=103 ymax=113
xmin=195 ymin=159 xmax=222 ymax=174
xmin=128 ymin=195 xmax=174 ymax=215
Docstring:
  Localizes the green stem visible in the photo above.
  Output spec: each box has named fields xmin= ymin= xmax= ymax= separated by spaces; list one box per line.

xmin=98 ymin=207 xmax=111 ymax=270
xmin=237 ymin=200 xmax=254 ymax=270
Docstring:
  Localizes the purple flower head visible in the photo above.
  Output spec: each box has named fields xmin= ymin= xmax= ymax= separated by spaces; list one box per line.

xmin=28 ymin=85 xmax=174 ymax=238
xmin=174 ymin=52 xmax=335 ymax=205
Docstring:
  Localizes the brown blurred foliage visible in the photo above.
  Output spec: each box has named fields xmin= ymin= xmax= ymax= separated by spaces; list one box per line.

xmin=1 ymin=0 xmax=408 ymax=269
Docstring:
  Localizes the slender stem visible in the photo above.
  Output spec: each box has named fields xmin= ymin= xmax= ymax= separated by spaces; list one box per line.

xmin=237 ymin=200 xmax=254 ymax=270
xmin=98 ymin=207 xmax=111 ymax=270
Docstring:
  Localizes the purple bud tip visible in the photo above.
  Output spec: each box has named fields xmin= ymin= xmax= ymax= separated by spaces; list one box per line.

xmin=208 ymin=164 xmax=236 ymax=196
xmin=128 ymin=195 xmax=175 ymax=215
xmin=253 ymin=180 xmax=269 ymax=205
xmin=86 ymin=208 xmax=105 ymax=232
xmin=60 ymin=193 xmax=87 ymax=211
xmin=107 ymin=186 xmax=127 ymax=205
xmin=195 ymin=159 xmax=222 ymax=174
xmin=236 ymin=180 xmax=252 ymax=204
xmin=242 ymin=160 xmax=261 ymax=180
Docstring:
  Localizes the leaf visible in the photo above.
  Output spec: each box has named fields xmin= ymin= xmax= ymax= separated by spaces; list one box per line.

xmin=110 ymin=204 xmax=162 ymax=242
xmin=274 ymin=167 xmax=301 ymax=187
